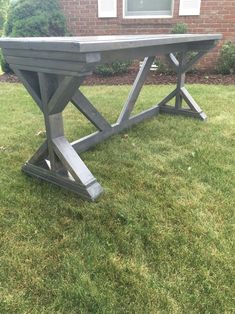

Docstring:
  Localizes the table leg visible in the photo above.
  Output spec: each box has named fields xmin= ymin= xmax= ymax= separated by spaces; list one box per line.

xmin=13 ymin=69 xmax=103 ymax=201
xmin=159 ymin=51 xmax=208 ymax=120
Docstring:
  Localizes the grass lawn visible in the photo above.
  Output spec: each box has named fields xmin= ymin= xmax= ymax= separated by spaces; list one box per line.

xmin=0 ymin=83 xmax=234 ymax=313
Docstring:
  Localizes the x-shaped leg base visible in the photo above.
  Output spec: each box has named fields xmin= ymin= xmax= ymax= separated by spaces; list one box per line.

xmin=159 ymin=51 xmax=207 ymax=120
xmin=13 ymin=69 xmax=104 ymax=201
xmin=12 ymin=50 xmax=207 ymax=201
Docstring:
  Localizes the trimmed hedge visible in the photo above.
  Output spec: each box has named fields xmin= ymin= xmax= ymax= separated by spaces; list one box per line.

xmin=94 ymin=61 xmax=132 ymax=77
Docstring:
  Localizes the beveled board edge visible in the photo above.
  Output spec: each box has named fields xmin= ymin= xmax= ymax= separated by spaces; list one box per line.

xmin=0 ymin=34 xmax=222 ymax=53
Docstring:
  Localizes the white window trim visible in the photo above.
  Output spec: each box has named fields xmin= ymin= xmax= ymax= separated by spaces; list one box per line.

xmin=179 ymin=0 xmax=201 ymax=16
xmin=98 ymin=0 xmax=117 ymax=18
xmin=123 ymin=0 xmax=174 ymax=19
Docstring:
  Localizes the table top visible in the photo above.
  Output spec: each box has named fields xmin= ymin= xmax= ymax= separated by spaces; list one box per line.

xmin=0 ymin=34 xmax=222 ymax=53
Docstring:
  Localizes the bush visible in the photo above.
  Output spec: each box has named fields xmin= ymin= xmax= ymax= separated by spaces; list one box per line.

xmin=0 ymin=0 xmax=9 ymax=30
xmin=94 ymin=61 xmax=132 ymax=76
xmin=217 ymin=41 xmax=235 ymax=74
xmin=0 ymin=12 xmax=4 ymax=30
xmin=153 ymin=24 xmax=189 ymax=74
xmin=0 ymin=51 xmax=11 ymax=73
xmin=171 ymin=23 xmax=188 ymax=34
xmin=1 ymin=0 xmax=67 ymax=73
xmin=154 ymin=57 xmax=172 ymax=74
xmin=153 ymin=23 xmax=199 ymax=74
xmin=4 ymin=0 xmax=67 ymax=37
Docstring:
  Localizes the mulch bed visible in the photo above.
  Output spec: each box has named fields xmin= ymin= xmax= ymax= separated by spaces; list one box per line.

xmin=1 ymin=70 xmax=235 ymax=85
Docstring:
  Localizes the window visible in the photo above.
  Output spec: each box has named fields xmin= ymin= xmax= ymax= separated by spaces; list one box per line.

xmin=124 ymin=0 xmax=173 ymax=18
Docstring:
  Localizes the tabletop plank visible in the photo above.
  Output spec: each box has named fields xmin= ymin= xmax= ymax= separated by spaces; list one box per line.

xmin=0 ymin=34 xmax=222 ymax=53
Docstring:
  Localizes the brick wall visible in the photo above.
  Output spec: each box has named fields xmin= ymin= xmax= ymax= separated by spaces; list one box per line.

xmin=59 ymin=0 xmax=235 ymax=71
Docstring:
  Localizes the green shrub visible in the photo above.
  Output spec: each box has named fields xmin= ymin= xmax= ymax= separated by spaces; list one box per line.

xmin=1 ymin=0 xmax=67 ymax=73
xmin=154 ymin=57 xmax=172 ymax=74
xmin=153 ymin=23 xmax=200 ymax=74
xmin=0 ymin=0 xmax=9 ymax=29
xmin=1 ymin=51 xmax=11 ymax=73
xmin=0 ymin=13 xmax=4 ymax=30
xmin=217 ymin=41 xmax=235 ymax=74
xmin=4 ymin=0 xmax=67 ymax=37
xmin=94 ymin=61 xmax=132 ymax=76
xmin=171 ymin=23 xmax=188 ymax=34
xmin=153 ymin=23 xmax=189 ymax=74
xmin=0 ymin=0 xmax=9 ymax=58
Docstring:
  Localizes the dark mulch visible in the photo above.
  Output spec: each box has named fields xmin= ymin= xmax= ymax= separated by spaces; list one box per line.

xmin=0 ymin=73 xmax=20 ymax=83
xmin=1 ymin=70 xmax=235 ymax=85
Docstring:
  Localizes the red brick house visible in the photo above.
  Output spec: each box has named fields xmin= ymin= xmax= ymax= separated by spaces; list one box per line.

xmin=59 ymin=0 xmax=235 ymax=70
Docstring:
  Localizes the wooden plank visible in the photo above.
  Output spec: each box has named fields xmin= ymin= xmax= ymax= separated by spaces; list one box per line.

xmin=3 ymin=48 xmax=87 ymax=61
xmin=38 ymin=72 xmax=58 ymax=110
xmin=22 ymin=162 xmax=103 ymax=201
xmin=52 ymin=136 xmax=97 ymax=187
xmin=159 ymin=105 xmax=207 ymax=120
xmin=100 ymin=43 xmax=187 ymax=64
xmin=38 ymin=72 xmax=62 ymax=171
xmin=78 ymin=36 xmax=221 ymax=53
xmin=11 ymin=64 xmax=92 ymax=77
xmin=5 ymin=56 xmax=87 ymax=72
xmin=72 ymin=90 xmax=111 ymax=131
xmin=175 ymin=52 xmax=186 ymax=109
xmin=3 ymin=48 xmax=100 ymax=63
xmin=12 ymin=67 xmax=43 ymax=111
xmin=99 ymin=41 xmax=217 ymax=65
xmin=0 ymin=35 xmax=222 ymax=53
xmin=166 ymin=53 xmax=179 ymax=71
xmin=72 ymin=103 xmax=160 ymax=154
xmin=48 ymin=76 xmax=85 ymax=114
xmin=118 ymin=56 xmax=155 ymax=123
xmin=48 ymin=113 xmax=64 ymax=139
xmin=180 ymin=87 xmax=203 ymax=113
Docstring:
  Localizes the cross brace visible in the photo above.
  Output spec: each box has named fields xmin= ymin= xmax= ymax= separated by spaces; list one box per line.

xmin=13 ymin=50 xmax=207 ymax=201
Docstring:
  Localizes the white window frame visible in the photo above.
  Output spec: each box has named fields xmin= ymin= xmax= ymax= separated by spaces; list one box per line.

xmin=123 ymin=0 xmax=174 ymax=19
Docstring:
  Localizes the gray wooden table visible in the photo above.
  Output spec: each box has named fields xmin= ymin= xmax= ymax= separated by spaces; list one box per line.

xmin=0 ymin=34 xmax=222 ymax=201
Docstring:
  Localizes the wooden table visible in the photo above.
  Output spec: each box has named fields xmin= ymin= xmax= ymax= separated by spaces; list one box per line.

xmin=0 ymin=34 xmax=222 ymax=201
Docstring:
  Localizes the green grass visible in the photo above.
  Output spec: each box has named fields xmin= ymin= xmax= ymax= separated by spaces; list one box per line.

xmin=0 ymin=83 xmax=234 ymax=313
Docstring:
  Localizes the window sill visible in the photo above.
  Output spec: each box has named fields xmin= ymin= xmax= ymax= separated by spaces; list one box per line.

xmin=124 ymin=15 xmax=173 ymax=19
xmin=121 ymin=18 xmax=174 ymax=25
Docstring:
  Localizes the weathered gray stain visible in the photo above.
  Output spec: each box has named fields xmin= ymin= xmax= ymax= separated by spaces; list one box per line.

xmin=0 ymin=34 xmax=222 ymax=200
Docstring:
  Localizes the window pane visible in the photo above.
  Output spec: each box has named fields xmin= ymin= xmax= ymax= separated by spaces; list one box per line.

xmin=126 ymin=0 xmax=172 ymax=15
